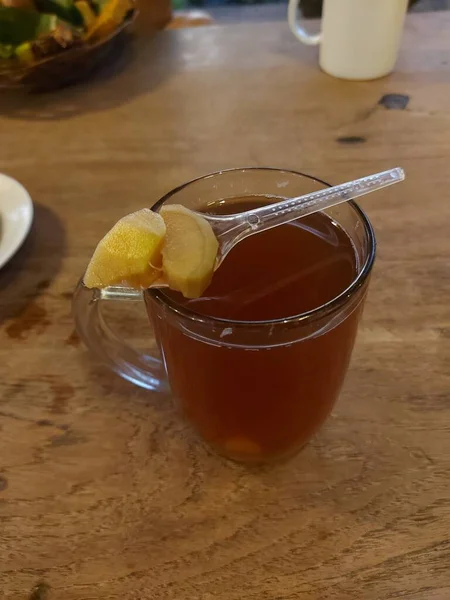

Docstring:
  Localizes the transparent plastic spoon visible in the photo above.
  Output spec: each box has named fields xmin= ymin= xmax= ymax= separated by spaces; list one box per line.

xmin=100 ymin=167 xmax=404 ymax=300
xmin=206 ymin=166 xmax=404 ymax=268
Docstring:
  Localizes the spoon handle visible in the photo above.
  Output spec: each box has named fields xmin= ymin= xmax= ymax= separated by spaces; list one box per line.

xmin=238 ymin=167 xmax=404 ymax=235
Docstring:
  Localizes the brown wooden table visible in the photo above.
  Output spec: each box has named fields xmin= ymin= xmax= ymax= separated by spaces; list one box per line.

xmin=1 ymin=11 xmax=449 ymax=600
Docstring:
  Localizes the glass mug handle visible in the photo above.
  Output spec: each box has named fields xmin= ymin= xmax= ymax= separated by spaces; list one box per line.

xmin=72 ymin=280 xmax=168 ymax=392
xmin=287 ymin=0 xmax=322 ymax=45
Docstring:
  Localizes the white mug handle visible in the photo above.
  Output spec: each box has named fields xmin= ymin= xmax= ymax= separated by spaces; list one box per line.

xmin=287 ymin=0 xmax=322 ymax=46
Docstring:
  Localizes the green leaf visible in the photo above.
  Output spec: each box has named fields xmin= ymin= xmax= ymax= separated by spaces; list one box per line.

xmin=0 ymin=7 xmax=42 ymax=45
xmin=35 ymin=0 xmax=83 ymax=26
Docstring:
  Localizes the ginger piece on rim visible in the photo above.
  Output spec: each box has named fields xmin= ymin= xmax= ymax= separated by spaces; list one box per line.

xmin=84 ymin=208 xmax=166 ymax=289
xmin=160 ymin=204 xmax=219 ymax=299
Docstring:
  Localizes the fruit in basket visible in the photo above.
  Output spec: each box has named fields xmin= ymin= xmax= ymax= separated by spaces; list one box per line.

xmin=35 ymin=0 xmax=84 ymax=27
xmin=15 ymin=40 xmax=34 ymax=60
xmin=86 ymin=0 xmax=130 ymax=41
xmin=75 ymin=0 xmax=94 ymax=28
xmin=0 ymin=8 xmax=49 ymax=45
xmin=0 ymin=0 xmax=133 ymax=65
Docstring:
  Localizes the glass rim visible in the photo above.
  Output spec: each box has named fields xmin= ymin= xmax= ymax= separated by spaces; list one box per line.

xmin=148 ymin=167 xmax=376 ymax=329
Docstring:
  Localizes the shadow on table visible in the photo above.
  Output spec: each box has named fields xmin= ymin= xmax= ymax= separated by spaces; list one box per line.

xmin=0 ymin=33 xmax=180 ymax=122
xmin=0 ymin=204 xmax=66 ymax=329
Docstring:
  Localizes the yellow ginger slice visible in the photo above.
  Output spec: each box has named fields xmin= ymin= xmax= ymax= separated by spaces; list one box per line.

xmin=84 ymin=208 xmax=166 ymax=289
xmin=160 ymin=204 xmax=219 ymax=299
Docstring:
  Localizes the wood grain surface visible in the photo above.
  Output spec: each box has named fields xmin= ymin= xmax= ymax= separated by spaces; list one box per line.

xmin=0 ymin=11 xmax=449 ymax=600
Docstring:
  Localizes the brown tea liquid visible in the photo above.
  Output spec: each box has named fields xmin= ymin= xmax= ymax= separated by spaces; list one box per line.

xmin=149 ymin=197 xmax=363 ymax=461
xmin=186 ymin=197 xmax=356 ymax=321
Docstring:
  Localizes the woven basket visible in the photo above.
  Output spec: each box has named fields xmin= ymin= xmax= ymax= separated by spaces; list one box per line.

xmin=0 ymin=8 xmax=137 ymax=92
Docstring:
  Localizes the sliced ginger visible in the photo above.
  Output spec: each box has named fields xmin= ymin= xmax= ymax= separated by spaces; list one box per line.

xmin=84 ymin=208 xmax=166 ymax=289
xmin=84 ymin=204 xmax=219 ymax=299
xmin=160 ymin=204 xmax=219 ymax=299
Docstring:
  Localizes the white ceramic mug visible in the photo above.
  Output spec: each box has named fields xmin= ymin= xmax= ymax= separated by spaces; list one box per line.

xmin=288 ymin=0 xmax=408 ymax=80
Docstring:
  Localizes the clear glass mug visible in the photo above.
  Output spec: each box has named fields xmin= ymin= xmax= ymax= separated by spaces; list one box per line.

xmin=73 ymin=168 xmax=376 ymax=462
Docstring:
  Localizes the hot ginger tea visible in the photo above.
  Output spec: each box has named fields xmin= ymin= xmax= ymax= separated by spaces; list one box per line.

xmin=146 ymin=196 xmax=367 ymax=462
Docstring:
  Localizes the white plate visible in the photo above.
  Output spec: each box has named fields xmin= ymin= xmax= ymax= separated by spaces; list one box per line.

xmin=0 ymin=174 xmax=34 ymax=269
